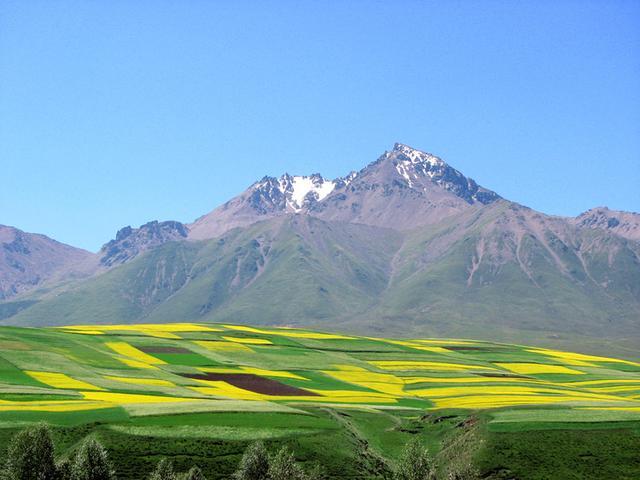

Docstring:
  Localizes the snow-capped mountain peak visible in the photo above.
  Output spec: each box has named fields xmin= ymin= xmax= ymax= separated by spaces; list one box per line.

xmin=393 ymin=142 xmax=444 ymax=165
xmin=391 ymin=143 xmax=446 ymax=187
xmin=188 ymin=142 xmax=501 ymax=240
xmin=386 ymin=143 xmax=500 ymax=204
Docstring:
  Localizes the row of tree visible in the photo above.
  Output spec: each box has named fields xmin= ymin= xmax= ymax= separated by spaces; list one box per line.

xmin=1 ymin=423 xmax=473 ymax=480
xmin=0 ymin=424 xmax=203 ymax=480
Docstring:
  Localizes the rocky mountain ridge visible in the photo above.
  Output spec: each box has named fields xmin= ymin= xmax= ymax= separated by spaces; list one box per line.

xmin=99 ymin=220 xmax=189 ymax=267
xmin=573 ymin=207 xmax=640 ymax=241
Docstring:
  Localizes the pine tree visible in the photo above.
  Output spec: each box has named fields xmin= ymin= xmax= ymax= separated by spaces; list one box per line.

xmin=70 ymin=438 xmax=116 ymax=480
xmin=2 ymin=423 xmax=57 ymax=480
xmin=268 ymin=447 xmax=305 ymax=480
xmin=394 ymin=438 xmax=436 ymax=480
xmin=149 ymin=459 xmax=177 ymax=480
xmin=234 ymin=442 xmax=269 ymax=480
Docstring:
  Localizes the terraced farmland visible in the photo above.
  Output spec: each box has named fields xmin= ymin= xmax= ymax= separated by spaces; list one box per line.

xmin=0 ymin=323 xmax=639 ymax=479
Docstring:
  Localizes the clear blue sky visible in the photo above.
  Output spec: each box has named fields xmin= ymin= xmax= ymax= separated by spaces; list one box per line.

xmin=1 ymin=0 xmax=639 ymax=252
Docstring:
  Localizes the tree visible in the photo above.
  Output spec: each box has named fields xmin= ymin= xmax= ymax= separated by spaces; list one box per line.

xmin=2 ymin=423 xmax=58 ymax=480
xmin=57 ymin=458 xmax=73 ymax=480
xmin=149 ymin=459 xmax=177 ymax=480
xmin=268 ymin=447 xmax=305 ymax=480
xmin=394 ymin=438 xmax=436 ymax=480
xmin=234 ymin=442 xmax=269 ymax=480
xmin=183 ymin=466 xmax=206 ymax=480
xmin=70 ymin=438 xmax=116 ymax=480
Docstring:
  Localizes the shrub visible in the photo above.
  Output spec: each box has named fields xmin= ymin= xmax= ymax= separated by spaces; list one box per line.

xmin=268 ymin=447 xmax=305 ymax=480
xmin=305 ymin=462 xmax=327 ymax=480
xmin=70 ymin=438 xmax=116 ymax=480
xmin=183 ymin=466 xmax=206 ymax=480
xmin=234 ymin=442 xmax=270 ymax=480
xmin=445 ymin=464 xmax=479 ymax=480
xmin=394 ymin=438 xmax=436 ymax=480
xmin=57 ymin=458 xmax=73 ymax=480
xmin=149 ymin=459 xmax=177 ymax=480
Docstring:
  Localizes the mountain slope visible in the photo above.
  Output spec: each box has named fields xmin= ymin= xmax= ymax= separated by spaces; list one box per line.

xmin=355 ymin=203 xmax=640 ymax=350
xmin=0 ymin=225 xmax=95 ymax=300
xmin=8 ymin=216 xmax=402 ymax=327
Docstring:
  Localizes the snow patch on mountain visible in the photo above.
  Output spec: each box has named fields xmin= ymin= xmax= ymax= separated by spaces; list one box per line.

xmin=251 ymin=174 xmax=336 ymax=212
xmin=283 ymin=175 xmax=336 ymax=211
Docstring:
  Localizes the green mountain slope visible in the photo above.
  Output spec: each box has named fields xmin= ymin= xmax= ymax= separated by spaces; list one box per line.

xmin=361 ymin=203 xmax=639 ymax=355
xmin=7 ymin=216 xmax=402 ymax=328
xmin=6 ymin=206 xmax=640 ymax=359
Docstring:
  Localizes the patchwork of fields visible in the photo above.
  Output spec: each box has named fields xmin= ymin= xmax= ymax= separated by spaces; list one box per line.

xmin=0 ymin=323 xmax=639 ymax=478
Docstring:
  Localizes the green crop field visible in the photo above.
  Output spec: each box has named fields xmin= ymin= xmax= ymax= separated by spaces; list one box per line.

xmin=0 ymin=323 xmax=639 ymax=479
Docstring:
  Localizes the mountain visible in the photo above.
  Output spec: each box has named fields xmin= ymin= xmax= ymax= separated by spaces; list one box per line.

xmin=1 ymin=143 xmax=639 ymax=359
xmin=188 ymin=172 xmax=348 ymax=239
xmin=99 ymin=220 xmax=189 ymax=267
xmin=188 ymin=143 xmax=501 ymax=239
xmin=0 ymin=225 xmax=95 ymax=302
xmin=573 ymin=207 xmax=640 ymax=241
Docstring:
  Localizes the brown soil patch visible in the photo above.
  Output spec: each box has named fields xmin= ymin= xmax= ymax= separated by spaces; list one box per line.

xmin=181 ymin=372 xmax=319 ymax=396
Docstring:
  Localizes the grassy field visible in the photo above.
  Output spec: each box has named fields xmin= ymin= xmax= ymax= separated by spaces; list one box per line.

xmin=0 ymin=323 xmax=639 ymax=478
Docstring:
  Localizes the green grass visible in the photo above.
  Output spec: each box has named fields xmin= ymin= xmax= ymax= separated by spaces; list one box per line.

xmin=0 ymin=355 xmax=49 ymax=387
xmin=0 ymin=407 xmax=129 ymax=426
xmin=477 ymin=426 xmax=640 ymax=479
xmin=488 ymin=407 xmax=640 ymax=426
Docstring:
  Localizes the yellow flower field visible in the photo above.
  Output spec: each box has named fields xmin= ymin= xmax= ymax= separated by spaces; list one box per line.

xmin=104 ymin=376 xmax=176 ymax=387
xmin=0 ymin=323 xmax=638 ymax=416
xmin=494 ymin=363 xmax=584 ymax=375
xmin=106 ymin=342 xmax=166 ymax=366
xmin=370 ymin=360 xmax=496 ymax=372
xmin=25 ymin=371 xmax=104 ymax=391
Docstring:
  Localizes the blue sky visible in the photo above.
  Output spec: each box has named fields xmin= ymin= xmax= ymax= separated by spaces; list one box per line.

xmin=1 ymin=0 xmax=638 ymax=252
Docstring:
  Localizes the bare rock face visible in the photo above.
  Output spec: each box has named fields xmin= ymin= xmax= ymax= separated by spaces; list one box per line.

xmin=573 ymin=207 xmax=640 ymax=241
xmin=99 ymin=220 xmax=189 ymax=267
xmin=0 ymin=225 xmax=94 ymax=300
xmin=188 ymin=143 xmax=502 ymax=239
